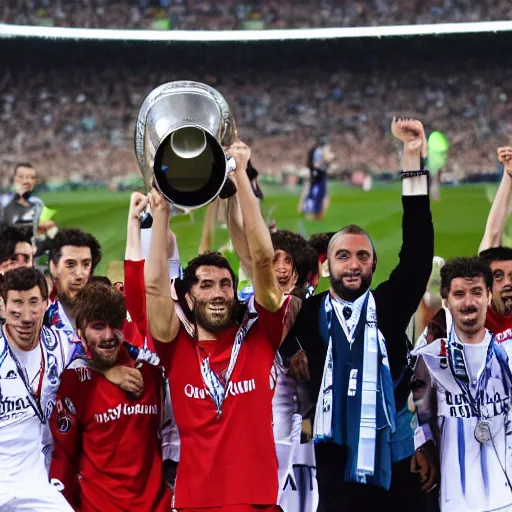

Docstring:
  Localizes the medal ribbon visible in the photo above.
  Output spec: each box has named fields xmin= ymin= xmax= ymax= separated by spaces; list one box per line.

xmin=446 ymin=325 xmax=494 ymax=419
xmin=4 ymin=329 xmax=46 ymax=423
xmin=196 ymin=305 xmax=258 ymax=416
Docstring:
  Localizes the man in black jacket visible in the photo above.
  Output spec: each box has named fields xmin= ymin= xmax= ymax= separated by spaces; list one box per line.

xmin=281 ymin=118 xmax=434 ymax=511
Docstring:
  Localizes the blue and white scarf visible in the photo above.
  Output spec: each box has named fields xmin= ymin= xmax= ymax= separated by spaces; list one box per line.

xmin=314 ymin=291 xmax=385 ymax=481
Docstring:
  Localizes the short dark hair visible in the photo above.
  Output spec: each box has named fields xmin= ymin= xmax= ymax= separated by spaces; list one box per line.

xmin=49 ymin=228 xmax=102 ymax=271
xmin=440 ymin=257 xmax=493 ymax=299
xmin=479 ymin=247 xmax=512 ymax=265
xmin=89 ymin=275 xmax=112 ymax=287
xmin=1 ymin=267 xmax=48 ymax=302
xmin=14 ymin=163 xmax=34 ymax=176
xmin=182 ymin=251 xmax=238 ymax=294
xmin=309 ymin=232 xmax=336 ymax=256
xmin=0 ymin=224 xmax=32 ymax=263
xmin=328 ymin=224 xmax=377 ymax=262
xmin=271 ymin=230 xmax=302 ymax=265
xmin=74 ymin=282 xmax=126 ymax=332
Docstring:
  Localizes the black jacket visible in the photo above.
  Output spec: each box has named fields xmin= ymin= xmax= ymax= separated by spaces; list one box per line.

xmin=281 ymin=194 xmax=434 ymax=407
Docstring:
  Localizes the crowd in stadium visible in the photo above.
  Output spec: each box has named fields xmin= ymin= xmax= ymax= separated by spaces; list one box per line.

xmin=1 ymin=0 xmax=511 ymax=30
xmin=1 ymin=54 xmax=511 ymax=185
xmin=2 ymin=114 xmax=512 ymax=511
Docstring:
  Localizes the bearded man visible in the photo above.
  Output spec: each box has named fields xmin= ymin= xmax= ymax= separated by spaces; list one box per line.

xmin=145 ymin=141 xmax=287 ymax=512
xmin=49 ymin=282 xmax=172 ymax=511
xmin=281 ymin=118 xmax=434 ymax=511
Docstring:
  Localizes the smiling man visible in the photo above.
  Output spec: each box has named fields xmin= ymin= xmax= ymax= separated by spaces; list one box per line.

xmin=411 ymin=257 xmax=512 ymax=512
xmin=0 ymin=267 xmax=78 ymax=511
xmin=46 ymin=228 xmax=102 ymax=331
xmin=479 ymin=247 xmax=512 ymax=347
xmin=49 ymin=282 xmax=172 ymax=512
xmin=281 ymin=118 xmax=434 ymax=511
xmin=145 ymin=140 xmax=287 ymax=512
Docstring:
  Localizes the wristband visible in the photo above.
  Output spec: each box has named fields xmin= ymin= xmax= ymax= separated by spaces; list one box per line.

xmin=400 ymin=170 xmax=429 ymax=179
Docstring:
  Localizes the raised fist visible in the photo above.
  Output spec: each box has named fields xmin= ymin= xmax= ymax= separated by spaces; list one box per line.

xmin=147 ymin=187 xmax=170 ymax=219
xmin=129 ymin=191 xmax=149 ymax=220
xmin=498 ymin=147 xmax=512 ymax=175
xmin=391 ymin=117 xmax=428 ymax=158
xmin=225 ymin=140 xmax=251 ymax=173
xmin=498 ymin=147 xmax=512 ymax=163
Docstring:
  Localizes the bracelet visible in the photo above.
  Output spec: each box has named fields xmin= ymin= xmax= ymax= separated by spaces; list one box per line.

xmin=400 ymin=170 xmax=430 ymax=179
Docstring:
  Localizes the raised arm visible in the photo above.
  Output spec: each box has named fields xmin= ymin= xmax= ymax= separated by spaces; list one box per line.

xmin=125 ymin=191 xmax=148 ymax=261
xmin=226 ymin=182 xmax=254 ymax=280
xmin=375 ymin=118 xmax=434 ymax=333
xmin=124 ymin=192 xmax=150 ymax=339
xmin=144 ymin=189 xmax=180 ymax=342
xmin=227 ymin=141 xmax=281 ymax=312
xmin=479 ymin=146 xmax=512 ymax=253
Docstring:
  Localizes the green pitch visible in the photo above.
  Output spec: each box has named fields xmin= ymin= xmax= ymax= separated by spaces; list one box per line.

xmin=39 ymin=183 xmax=494 ymax=288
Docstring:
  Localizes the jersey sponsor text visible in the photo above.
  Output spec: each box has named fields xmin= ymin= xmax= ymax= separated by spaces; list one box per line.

xmin=94 ymin=402 xmax=158 ymax=424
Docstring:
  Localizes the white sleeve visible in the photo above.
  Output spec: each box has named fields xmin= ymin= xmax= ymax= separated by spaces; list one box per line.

xmin=141 ymin=227 xmax=181 ymax=280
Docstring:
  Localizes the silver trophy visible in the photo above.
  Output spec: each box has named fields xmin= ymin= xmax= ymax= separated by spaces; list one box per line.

xmin=135 ymin=81 xmax=238 ymax=212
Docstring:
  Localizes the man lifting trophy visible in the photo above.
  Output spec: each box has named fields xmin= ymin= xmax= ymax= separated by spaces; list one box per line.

xmin=140 ymin=80 xmax=287 ymax=512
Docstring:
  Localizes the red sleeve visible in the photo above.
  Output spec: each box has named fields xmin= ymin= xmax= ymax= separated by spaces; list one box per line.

xmin=49 ymin=370 xmax=83 ymax=510
xmin=154 ymin=338 xmax=176 ymax=369
xmin=124 ymin=260 xmax=148 ymax=340
xmin=123 ymin=319 xmax=144 ymax=348
xmin=254 ymin=297 xmax=290 ymax=351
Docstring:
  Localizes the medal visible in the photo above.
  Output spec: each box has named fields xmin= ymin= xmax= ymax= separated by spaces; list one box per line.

xmin=196 ymin=309 xmax=257 ymax=418
xmin=474 ymin=420 xmax=491 ymax=444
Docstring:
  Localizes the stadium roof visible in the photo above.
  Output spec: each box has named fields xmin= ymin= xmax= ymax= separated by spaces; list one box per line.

xmin=1 ymin=21 xmax=512 ymax=42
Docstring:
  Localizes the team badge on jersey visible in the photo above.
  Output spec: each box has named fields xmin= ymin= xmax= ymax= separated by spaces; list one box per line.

xmin=56 ymin=399 xmax=72 ymax=433
xmin=42 ymin=329 xmax=58 ymax=351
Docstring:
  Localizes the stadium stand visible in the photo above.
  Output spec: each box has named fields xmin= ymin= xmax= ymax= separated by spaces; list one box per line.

xmin=1 ymin=32 xmax=511 ymax=185
xmin=1 ymin=0 xmax=511 ymax=31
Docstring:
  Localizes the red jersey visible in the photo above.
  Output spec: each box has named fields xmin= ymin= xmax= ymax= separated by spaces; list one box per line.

xmin=486 ymin=305 xmax=512 ymax=345
xmin=156 ymin=301 xmax=286 ymax=509
xmin=49 ymin=348 xmax=171 ymax=512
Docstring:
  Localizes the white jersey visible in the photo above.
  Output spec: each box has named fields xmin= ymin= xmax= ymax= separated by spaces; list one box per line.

xmin=272 ymin=357 xmax=319 ymax=512
xmin=414 ymin=331 xmax=512 ymax=512
xmin=0 ymin=324 xmax=81 ymax=495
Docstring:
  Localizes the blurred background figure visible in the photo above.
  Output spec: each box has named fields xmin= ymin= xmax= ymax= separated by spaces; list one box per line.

xmin=302 ymin=135 xmax=335 ymax=221
xmin=427 ymin=131 xmax=449 ymax=201
xmin=0 ymin=162 xmax=58 ymax=258
xmin=0 ymin=163 xmax=45 ymax=233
